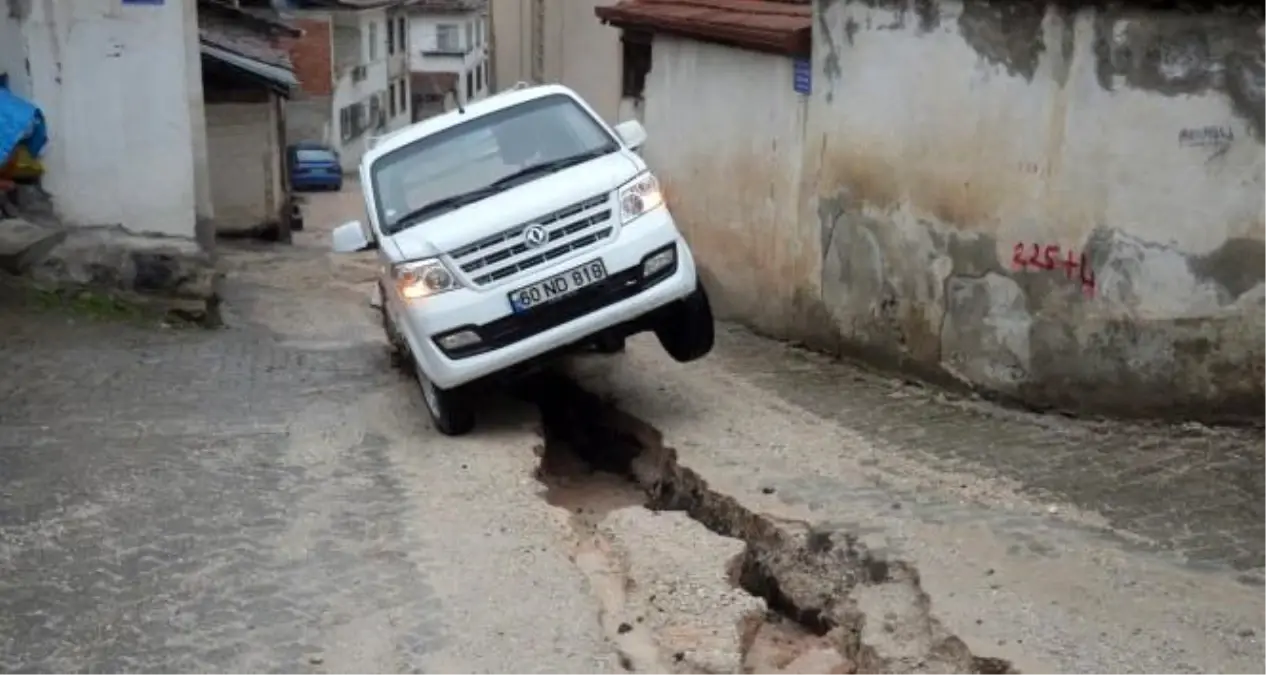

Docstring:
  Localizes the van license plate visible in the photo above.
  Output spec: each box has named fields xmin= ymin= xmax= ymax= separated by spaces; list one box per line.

xmin=509 ymin=259 xmax=607 ymax=312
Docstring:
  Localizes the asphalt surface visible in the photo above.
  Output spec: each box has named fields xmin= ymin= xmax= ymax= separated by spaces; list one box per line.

xmin=1 ymin=185 xmax=1262 ymax=673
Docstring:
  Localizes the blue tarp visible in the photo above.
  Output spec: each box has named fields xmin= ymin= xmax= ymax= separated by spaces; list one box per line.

xmin=0 ymin=88 xmax=47 ymax=164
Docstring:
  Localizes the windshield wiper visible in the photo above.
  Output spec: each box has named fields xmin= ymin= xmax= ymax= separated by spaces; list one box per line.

xmin=385 ymin=184 xmax=503 ymax=234
xmin=486 ymin=148 xmax=613 ymax=191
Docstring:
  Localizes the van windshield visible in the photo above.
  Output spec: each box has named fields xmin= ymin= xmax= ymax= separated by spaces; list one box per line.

xmin=370 ymin=93 xmax=619 ymax=234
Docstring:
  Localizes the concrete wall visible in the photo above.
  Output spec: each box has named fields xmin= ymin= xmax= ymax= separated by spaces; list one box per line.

xmin=488 ymin=0 xmax=528 ymax=90
xmin=639 ymin=36 xmax=814 ymax=338
xmin=206 ymin=98 xmax=283 ymax=235
xmin=3 ymin=0 xmax=198 ymax=240
xmin=0 ymin=14 xmax=29 ymax=95
xmin=185 ymin=0 xmax=214 ymax=250
xmin=632 ymin=0 xmax=1264 ymax=421
xmin=542 ymin=0 xmax=622 ymax=123
xmin=799 ymin=0 xmax=1264 ymax=421
xmin=489 ymin=0 xmax=623 ymax=122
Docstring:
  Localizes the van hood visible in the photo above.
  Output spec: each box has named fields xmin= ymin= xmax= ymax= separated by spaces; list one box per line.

xmin=387 ymin=151 xmax=640 ymax=262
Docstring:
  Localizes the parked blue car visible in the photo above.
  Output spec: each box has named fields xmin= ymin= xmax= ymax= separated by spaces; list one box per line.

xmin=288 ymin=142 xmax=343 ymax=192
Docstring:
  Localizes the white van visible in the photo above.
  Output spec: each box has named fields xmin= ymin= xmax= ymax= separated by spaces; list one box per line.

xmin=332 ymin=83 xmax=714 ymax=435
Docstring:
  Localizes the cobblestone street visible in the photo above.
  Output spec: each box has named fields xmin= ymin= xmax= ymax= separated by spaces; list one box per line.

xmin=0 ymin=186 xmax=1262 ymax=673
xmin=0 ymin=188 xmax=619 ymax=673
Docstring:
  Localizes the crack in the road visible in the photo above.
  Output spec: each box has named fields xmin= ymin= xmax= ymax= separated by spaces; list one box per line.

xmin=526 ymin=371 xmax=1016 ymax=674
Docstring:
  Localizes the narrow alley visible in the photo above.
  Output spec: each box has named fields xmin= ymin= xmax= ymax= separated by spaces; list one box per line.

xmin=0 ymin=0 xmax=1261 ymax=670
xmin=0 ymin=186 xmax=1261 ymax=673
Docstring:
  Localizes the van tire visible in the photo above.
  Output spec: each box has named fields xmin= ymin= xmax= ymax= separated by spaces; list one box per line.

xmin=414 ymin=359 xmax=476 ymax=436
xmin=379 ymin=286 xmax=409 ymax=369
xmin=591 ymin=333 xmax=627 ymax=354
xmin=655 ymin=282 xmax=715 ymax=363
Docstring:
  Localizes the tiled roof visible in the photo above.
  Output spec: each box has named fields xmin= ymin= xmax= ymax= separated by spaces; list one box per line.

xmin=596 ymin=0 xmax=811 ymax=57
xmin=199 ymin=0 xmax=304 ymax=35
xmin=201 ymin=14 xmax=296 ymax=71
xmin=296 ymin=0 xmax=410 ymax=8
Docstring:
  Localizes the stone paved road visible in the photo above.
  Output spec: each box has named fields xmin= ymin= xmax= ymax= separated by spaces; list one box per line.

xmin=569 ymin=330 xmax=1265 ymax=673
xmin=0 ymin=188 xmax=619 ymax=673
xmin=1 ymin=183 xmax=1262 ymax=673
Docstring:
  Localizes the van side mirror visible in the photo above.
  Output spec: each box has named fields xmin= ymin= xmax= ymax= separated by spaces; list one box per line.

xmin=614 ymin=119 xmax=648 ymax=151
xmin=332 ymin=220 xmax=376 ymax=253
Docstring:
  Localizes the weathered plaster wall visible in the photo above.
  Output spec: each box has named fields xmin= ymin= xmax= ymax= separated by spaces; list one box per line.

xmin=802 ymin=0 xmax=1264 ymax=420
xmin=0 ymin=10 xmax=29 ymax=94
xmin=12 ymin=0 xmax=199 ymax=239
xmin=185 ymin=0 xmax=214 ymax=243
xmin=640 ymin=36 xmax=821 ymax=338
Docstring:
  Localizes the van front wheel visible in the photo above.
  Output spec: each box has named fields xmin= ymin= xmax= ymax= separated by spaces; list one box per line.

xmin=654 ymin=282 xmax=715 ymax=363
xmin=414 ymin=361 xmax=475 ymax=436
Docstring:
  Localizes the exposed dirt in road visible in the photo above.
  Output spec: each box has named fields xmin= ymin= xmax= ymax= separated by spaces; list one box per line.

xmin=524 ymin=373 xmax=1016 ymax=674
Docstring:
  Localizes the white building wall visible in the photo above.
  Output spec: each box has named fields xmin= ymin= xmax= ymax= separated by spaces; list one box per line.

xmin=638 ymin=36 xmax=810 ymax=334
xmin=0 ymin=13 xmax=30 ymax=97
xmin=329 ymin=7 xmax=407 ymax=171
xmin=4 ymin=0 xmax=197 ymax=239
xmin=184 ymin=0 xmax=214 ymax=238
xmin=409 ymin=12 xmax=489 ymax=104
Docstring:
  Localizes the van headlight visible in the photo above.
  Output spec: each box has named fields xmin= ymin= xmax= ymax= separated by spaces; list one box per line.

xmin=392 ymin=258 xmax=459 ymax=300
xmin=618 ymin=172 xmax=664 ymax=224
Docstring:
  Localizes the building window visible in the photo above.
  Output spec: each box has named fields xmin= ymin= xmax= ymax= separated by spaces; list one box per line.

xmin=475 ymin=62 xmax=483 ymax=93
xmin=370 ymin=93 xmax=384 ymax=130
xmin=399 ymin=79 xmax=408 ymax=114
xmin=436 ymin=23 xmax=460 ymax=52
xmin=465 ymin=22 xmax=473 ymax=51
xmin=621 ymin=30 xmax=652 ymax=99
xmin=389 ymin=82 xmax=397 ymax=116
xmin=475 ymin=19 xmax=482 ymax=47
xmin=465 ymin=70 xmax=474 ymax=101
xmin=368 ymin=21 xmax=378 ymax=61
xmin=398 ymin=17 xmax=407 ymax=53
xmin=387 ymin=17 xmax=396 ymax=54
xmin=339 ymin=102 xmax=366 ymax=142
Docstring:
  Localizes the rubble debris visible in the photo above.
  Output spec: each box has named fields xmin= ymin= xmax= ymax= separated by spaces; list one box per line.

xmin=0 ymin=217 xmax=219 ymax=324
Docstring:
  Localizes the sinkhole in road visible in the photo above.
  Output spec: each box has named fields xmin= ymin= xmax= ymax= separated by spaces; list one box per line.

xmin=523 ymin=371 xmax=1017 ymax=675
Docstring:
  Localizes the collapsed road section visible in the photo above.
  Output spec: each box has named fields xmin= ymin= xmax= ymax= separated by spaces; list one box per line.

xmin=524 ymin=372 xmax=1016 ymax=674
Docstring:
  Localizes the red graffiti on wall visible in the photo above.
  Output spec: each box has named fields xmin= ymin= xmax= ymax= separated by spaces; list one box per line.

xmin=1011 ymin=243 xmax=1096 ymax=297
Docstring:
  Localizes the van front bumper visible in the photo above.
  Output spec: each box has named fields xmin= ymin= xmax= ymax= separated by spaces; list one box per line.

xmin=388 ymin=208 xmax=698 ymax=389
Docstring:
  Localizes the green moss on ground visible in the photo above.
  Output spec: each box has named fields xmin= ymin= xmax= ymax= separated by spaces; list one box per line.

xmin=23 ymin=285 xmax=204 ymax=328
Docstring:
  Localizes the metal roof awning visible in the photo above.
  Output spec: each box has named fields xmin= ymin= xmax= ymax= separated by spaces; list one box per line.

xmin=201 ymin=41 xmax=300 ymax=94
